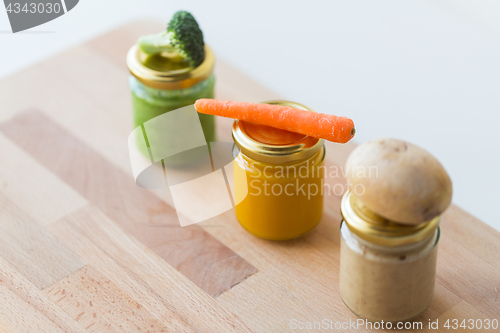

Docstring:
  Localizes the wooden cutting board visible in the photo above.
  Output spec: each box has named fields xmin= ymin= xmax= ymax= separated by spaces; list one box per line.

xmin=0 ymin=21 xmax=498 ymax=333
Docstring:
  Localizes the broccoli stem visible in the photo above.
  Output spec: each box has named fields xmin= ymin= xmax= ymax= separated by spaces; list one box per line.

xmin=138 ymin=31 xmax=177 ymax=55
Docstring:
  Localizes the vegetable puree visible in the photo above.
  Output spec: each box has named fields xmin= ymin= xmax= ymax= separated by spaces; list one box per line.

xmin=129 ymin=74 xmax=215 ymax=143
xmin=127 ymin=42 xmax=217 ymax=160
xmin=232 ymin=102 xmax=325 ymax=240
xmin=340 ymin=222 xmax=439 ymax=322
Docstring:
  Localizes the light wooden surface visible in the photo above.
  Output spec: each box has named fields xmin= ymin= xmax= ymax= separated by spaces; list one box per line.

xmin=0 ymin=21 xmax=498 ymax=332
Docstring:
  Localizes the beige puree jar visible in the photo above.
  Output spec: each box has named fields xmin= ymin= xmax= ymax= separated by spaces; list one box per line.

xmin=339 ymin=138 xmax=452 ymax=323
xmin=340 ymin=190 xmax=440 ymax=322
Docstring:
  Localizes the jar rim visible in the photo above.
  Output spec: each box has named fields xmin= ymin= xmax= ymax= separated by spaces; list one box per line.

xmin=232 ymin=100 xmax=324 ymax=164
xmin=341 ymin=189 xmax=440 ymax=246
xmin=127 ymin=44 xmax=214 ymax=90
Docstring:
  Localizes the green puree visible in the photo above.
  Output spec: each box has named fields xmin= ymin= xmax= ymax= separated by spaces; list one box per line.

xmin=129 ymin=11 xmax=215 ymax=164
xmin=129 ymin=74 xmax=216 ymax=145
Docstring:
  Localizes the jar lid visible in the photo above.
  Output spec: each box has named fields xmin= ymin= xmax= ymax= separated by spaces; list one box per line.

xmin=232 ymin=100 xmax=324 ymax=164
xmin=341 ymin=189 xmax=440 ymax=247
xmin=126 ymin=44 xmax=214 ymax=90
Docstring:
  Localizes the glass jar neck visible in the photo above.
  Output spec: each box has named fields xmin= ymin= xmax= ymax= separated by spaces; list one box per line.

xmin=129 ymin=74 xmax=214 ymax=97
xmin=233 ymin=145 xmax=325 ymax=175
xmin=341 ymin=221 xmax=439 ymax=265
xmin=344 ymin=221 xmax=439 ymax=253
xmin=341 ymin=190 xmax=440 ymax=247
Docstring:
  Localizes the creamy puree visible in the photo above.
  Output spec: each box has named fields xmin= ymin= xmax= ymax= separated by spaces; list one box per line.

xmin=339 ymin=222 xmax=439 ymax=322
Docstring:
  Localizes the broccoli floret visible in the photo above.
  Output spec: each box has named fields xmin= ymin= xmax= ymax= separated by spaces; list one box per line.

xmin=138 ymin=11 xmax=205 ymax=67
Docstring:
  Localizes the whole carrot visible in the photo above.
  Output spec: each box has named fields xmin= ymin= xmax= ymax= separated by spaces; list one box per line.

xmin=194 ymin=99 xmax=355 ymax=143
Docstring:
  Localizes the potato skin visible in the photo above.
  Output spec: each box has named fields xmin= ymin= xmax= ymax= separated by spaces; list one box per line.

xmin=345 ymin=138 xmax=452 ymax=225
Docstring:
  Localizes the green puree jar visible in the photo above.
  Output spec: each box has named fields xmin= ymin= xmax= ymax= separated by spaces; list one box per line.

xmin=126 ymin=44 xmax=216 ymax=144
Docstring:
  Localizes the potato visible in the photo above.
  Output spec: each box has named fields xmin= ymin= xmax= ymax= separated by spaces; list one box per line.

xmin=345 ymin=138 xmax=452 ymax=225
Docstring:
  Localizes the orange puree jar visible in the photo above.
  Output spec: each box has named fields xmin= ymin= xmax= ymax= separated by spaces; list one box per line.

xmin=232 ymin=100 xmax=325 ymax=240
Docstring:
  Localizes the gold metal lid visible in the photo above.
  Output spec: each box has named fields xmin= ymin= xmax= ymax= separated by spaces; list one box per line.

xmin=126 ymin=44 xmax=214 ymax=90
xmin=341 ymin=189 xmax=440 ymax=247
xmin=232 ymin=100 xmax=324 ymax=164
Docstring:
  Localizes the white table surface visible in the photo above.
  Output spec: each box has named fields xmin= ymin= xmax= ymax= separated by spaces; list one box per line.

xmin=1 ymin=0 xmax=499 ymax=231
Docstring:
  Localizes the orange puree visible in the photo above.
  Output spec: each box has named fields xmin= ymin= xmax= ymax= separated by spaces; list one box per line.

xmin=244 ymin=122 xmax=307 ymax=145
xmin=233 ymin=121 xmax=325 ymax=240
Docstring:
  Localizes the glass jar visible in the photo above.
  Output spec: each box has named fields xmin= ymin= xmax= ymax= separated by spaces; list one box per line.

xmin=339 ymin=189 xmax=440 ymax=322
xmin=232 ymin=100 xmax=325 ymax=240
xmin=126 ymin=44 xmax=216 ymax=151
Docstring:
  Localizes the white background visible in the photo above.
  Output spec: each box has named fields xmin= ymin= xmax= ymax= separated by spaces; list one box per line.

xmin=1 ymin=1 xmax=499 ymax=231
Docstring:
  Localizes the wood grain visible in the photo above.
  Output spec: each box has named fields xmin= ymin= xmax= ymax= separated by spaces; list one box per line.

xmin=430 ymin=300 xmax=489 ymax=332
xmin=44 ymin=266 xmax=170 ymax=332
xmin=0 ymin=284 xmax=67 ymax=333
xmin=0 ymin=132 xmax=87 ymax=226
xmin=0 ymin=110 xmax=257 ymax=298
xmin=0 ymin=192 xmax=86 ymax=290
xmin=48 ymin=205 xmax=253 ymax=332
xmin=0 ymin=317 xmax=17 ymax=333
xmin=0 ymin=256 xmax=87 ymax=333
